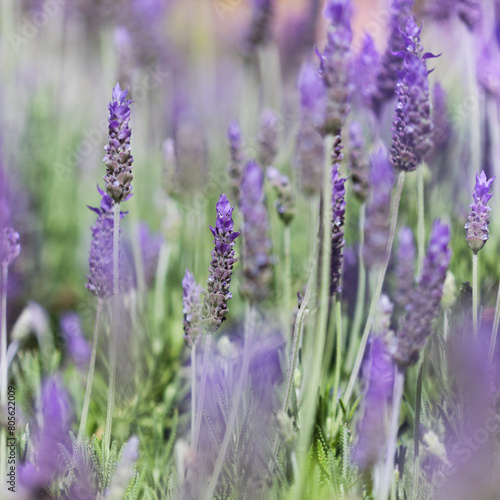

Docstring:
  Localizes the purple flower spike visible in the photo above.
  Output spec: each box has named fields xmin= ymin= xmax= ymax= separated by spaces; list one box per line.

xmin=0 ymin=227 xmax=20 ymax=266
xmin=330 ymin=139 xmax=347 ymax=296
xmin=240 ymin=161 xmax=273 ymax=303
xmin=391 ymin=17 xmax=435 ymax=172
xmin=352 ymin=33 xmax=380 ymax=109
xmin=298 ymin=62 xmax=326 ymax=127
xmin=183 ymin=269 xmax=202 ymax=346
xmin=354 ymin=336 xmax=395 ymax=470
xmin=204 ymin=194 xmax=240 ymax=333
xmin=465 ymin=171 xmax=495 ymax=253
xmin=394 ymin=227 xmax=416 ymax=312
xmin=86 ymin=186 xmax=126 ymax=298
xmin=20 ymin=376 xmax=72 ymax=491
xmin=364 ymin=147 xmax=395 ymax=269
xmin=257 ymin=108 xmax=279 ymax=168
xmin=371 ymin=0 xmax=414 ymax=115
xmin=244 ymin=0 xmax=274 ymax=55
xmin=103 ymin=83 xmax=134 ymax=203
xmin=318 ymin=0 xmax=353 ymax=135
xmin=60 ymin=312 xmax=91 ymax=370
xmin=227 ymin=120 xmax=246 ymax=204
xmin=395 ymin=219 xmax=452 ymax=367
xmin=348 ymin=121 xmax=371 ymax=201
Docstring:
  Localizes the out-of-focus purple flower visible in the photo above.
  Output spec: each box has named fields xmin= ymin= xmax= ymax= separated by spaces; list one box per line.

xmin=193 ymin=322 xmax=285 ymax=498
xmin=114 ymin=26 xmax=134 ymax=90
xmin=352 ymin=33 xmax=380 ymax=110
xmin=204 ymin=194 xmax=240 ymax=333
xmin=465 ymin=171 xmax=494 ymax=252
xmin=162 ymin=137 xmax=180 ymax=196
xmin=363 ymin=146 xmax=395 ymax=269
xmin=257 ymin=108 xmax=279 ymax=168
xmin=244 ymin=0 xmax=275 ymax=55
xmin=391 ymin=18 xmax=435 ymax=172
xmin=348 ymin=121 xmax=371 ymax=202
xmin=430 ymin=82 xmax=452 ymax=158
xmin=86 ymin=186 xmax=126 ymax=298
xmin=294 ymin=62 xmax=326 ymax=196
xmin=354 ymin=336 xmax=395 ymax=470
xmin=317 ymin=0 xmax=353 ymax=135
xmin=330 ymin=139 xmax=347 ymax=295
xmin=394 ymin=219 xmax=452 ymax=367
xmin=172 ymin=103 xmax=209 ymax=193
xmin=19 ymin=376 xmax=72 ymax=491
xmin=227 ymin=120 xmax=246 ymax=204
xmin=0 ymin=227 xmax=20 ymax=266
xmin=183 ymin=269 xmax=202 ymax=346
xmin=266 ymin=166 xmax=295 ymax=225
xmin=60 ymin=312 xmax=91 ymax=370
xmin=477 ymin=42 xmax=500 ymax=99
xmin=240 ymin=161 xmax=273 ymax=303
xmin=426 ymin=0 xmax=481 ymax=31
xmin=137 ymin=223 xmax=163 ymax=287
xmin=394 ymin=227 xmax=416 ymax=312
xmin=103 ymin=83 xmax=134 ymax=203
xmin=371 ymin=0 xmax=413 ymax=115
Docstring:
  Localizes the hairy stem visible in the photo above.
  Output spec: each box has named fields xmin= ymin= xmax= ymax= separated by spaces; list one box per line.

xmin=345 ymin=202 xmax=366 ymax=372
xmin=472 ymin=251 xmax=478 ymax=337
xmin=411 ymin=358 xmax=424 ymax=500
xmin=283 ymin=224 xmax=292 ymax=345
xmin=192 ymin=331 xmax=212 ymax=453
xmin=0 ymin=262 xmax=8 ymax=485
xmin=78 ymin=298 xmax=103 ymax=443
xmin=204 ymin=305 xmax=254 ymax=500
xmin=103 ymin=202 xmax=121 ymax=462
xmin=344 ymin=172 xmax=406 ymax=404
xmin=489 ymin=282 xmax=500 ymax=361
xmin=379 ymin=367 xmax=405 ymax=500
xmin=190 ymin=344 xmax=196 ymax=448
xmin=293 ymin=134 xmax=334 ymax=500
xmin=416 ymin=166 xmax=425 ymax=278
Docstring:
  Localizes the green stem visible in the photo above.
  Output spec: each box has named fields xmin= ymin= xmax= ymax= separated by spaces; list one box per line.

xmin=192 ymin=331 xmax=213 ymax=453
xmin=379 ymin=368 xmax=405 ymax=500
xmin=78 ymin=298 xmax=103 ymax=443
xmin=472 ymin=251 xmax=478 ymax=337
xmin=190 ymin=344 xmax=196 ymax=448
xmin=331 ymin=299 xmax=342 ymax=434
xmin=283 ymin=225 xmax=292 ymax=345
xmin=345 ymin=203 xmax=366 ymax=372
xmin=103 ymin=202 xmax=121 ymax=462
xmin=416 ymin=166 xmax=425 ymax=278
xmin=293 ymin=134 xmax=334 ymax=500
xmin=411 ymin=358 xmax=424 ymax=500
xmin=344 ymin=172 xmax=406 ymax=404
xmin=154 ymin=242 xmax=171 ymax=328
xmin=204 ymin=305 xmax=254 ymax=500
xmin=489 ymin=282 xmax=500 ymax=361
xmin=1 ymin=262 xmax=8 ymax=485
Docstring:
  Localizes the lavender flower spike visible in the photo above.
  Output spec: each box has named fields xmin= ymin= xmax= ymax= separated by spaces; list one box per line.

xmin=391 ymin=17 xmax=436 ymax=172
xmin=394 ymin=219 xmax=452 ymax=367
xmin=318 ymin=0 xmax=353 ymax=135
xmin=103 ymin=83 xmax=133 ymax=203
xmin=182 ymin=269 xmax=202 ymax=346
xmin=203 ymin=194 xmax=240 ymax=333
xmin=465 ymin=171 xmax=495 ymax=252
xmin=348 ymin=121 xmax=370 ymax=202
xmin=227 ymin=120 xmax=245 ymax=204
xmin=257 ymin=108 xmax=279 ymax=168
xmin=0 ymin=227 xmax=20 ymax=266
xmin=86 ymin=186 xmax=126 ymax=298
xmin=240 ymin=161 xmax=273 ymax=303
xmin=330 ymin=143 xmax=347 ymax=295
xmin=244 ymin=0 xmax=275 ymax=55
xmin=394 ymin=227 xmax=416 ymax=312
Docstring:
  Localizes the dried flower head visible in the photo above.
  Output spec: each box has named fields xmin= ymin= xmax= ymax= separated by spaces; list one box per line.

xmin=465 ymin=171 xmax=494 ymax=252
xmin=103 ymin=83 xmax=134 ymax=203
xmin=203 ymin=194 xmax=240 ymax=333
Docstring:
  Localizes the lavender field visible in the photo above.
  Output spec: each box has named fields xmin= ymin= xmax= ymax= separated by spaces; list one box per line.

xmin=1 ymin=0 xmax=500 ymax=498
